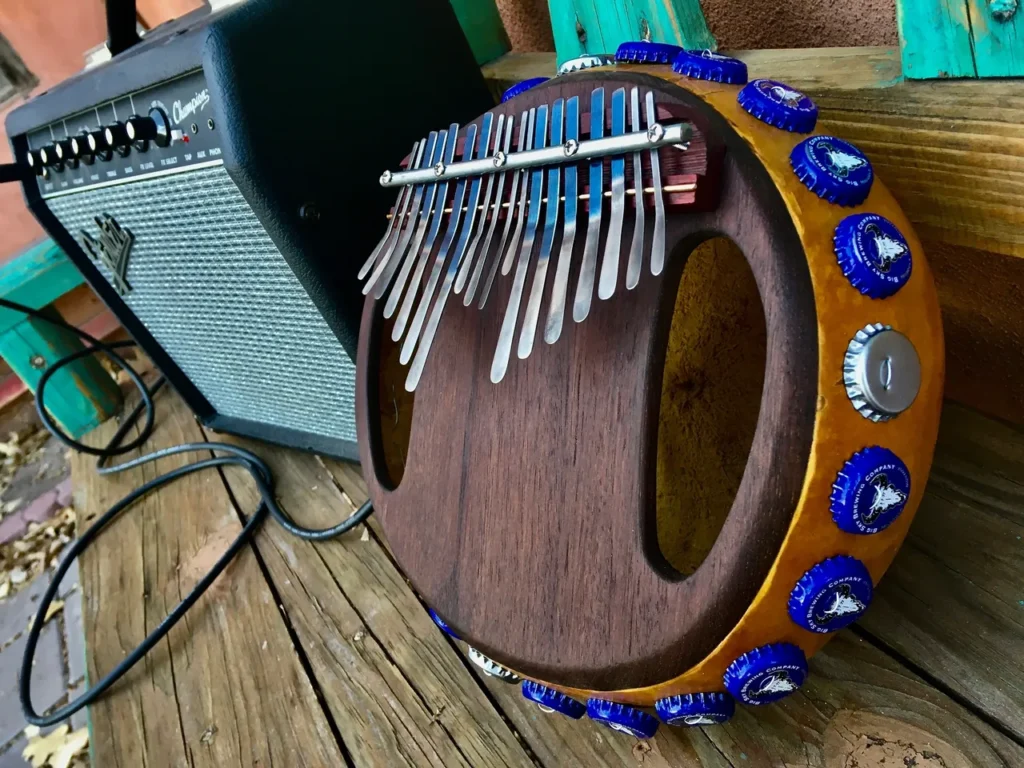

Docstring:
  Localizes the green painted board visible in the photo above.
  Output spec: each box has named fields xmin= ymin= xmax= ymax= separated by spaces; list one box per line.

xmin=449 ymin=0 xmax=510 ymax=66
xmin=897 ymin=0 xmax=1024 ymax=78
xmin=896 ymin=0 xmax=977 ymax=77
xmin=0 ymin=309 xmax=122 ymax=438
xmin=0 ymin=239 xmax=85 ymax=334
xmin=547 ymin=0 xmax=715 ymax=68
xmin=967 ymin=0 xmax=1024 ymax=76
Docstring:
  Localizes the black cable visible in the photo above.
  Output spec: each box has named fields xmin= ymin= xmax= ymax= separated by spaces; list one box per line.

xmin=0 ymin=296 xmax=373 ymax=726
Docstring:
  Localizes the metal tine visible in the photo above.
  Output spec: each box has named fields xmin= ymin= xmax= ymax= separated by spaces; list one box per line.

xmin=392 ymin=124 xmax=460 ymax=342
xmin=597 ymin=87 xmax=627 ymax=301
xmin=383 ymin=131 xmax=445 ymax=316
xmin=406 ymin=114 xmax=497 ymax=391
xmin=359 ymin=182 xmax=408 ymax=280
xmin=455 ymin=113 xmax=505 ymax=294
xmin=500 ymin=108 xmax=536 ymax=276
xmin=400 ymin=122 xmax=480 ymax=366
xmin=359 ymin=140 xmax=418 ymax=280
xmin=543 ymin=95 xmax=579 ymax=345
xmin=440 ymin=112 xmax=493 ymax=296
xmin=479 ymin=111 xmax=529 ymax=308
xmin=363 ymin=139 xmax=426 ymax=295
xmin=646 ymin=91 xmax=667 ymax=276
xmin=518 ymin=98 xmax=564 ymax=360
xmin=491 ymin=104 xmax=549 ymax=384
xmin=572 ymin=87 xmax=605 ymax=322
xmin=464 ymin=114 xmax=515 ymax=305
xmin=625 ymin=87 xmax=646 ymax=290
xmin=373 ymin=133 xmax=438 ymax=300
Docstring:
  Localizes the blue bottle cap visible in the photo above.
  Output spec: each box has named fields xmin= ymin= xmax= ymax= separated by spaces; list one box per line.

xmin=428 ymin=608 xmax=459 ymax=639
xmin=655 ymin=692 xmax=735 ymax=726
xmin=586 ymin=699 xmax=660 ymax=738
xmin=521 ymin=681 xmax=586 ymax=719
xmin=790 ymin=135 xmax=874 ymax=207
xmin=501 ymin=77 xmax=549 ymax=103
xmin=723 ymin=643 xmax=807 ymax=705
xmin=788 ymin=555 xmax=874 ymax=633
xmin=615 ymin=41 xmax=683 ymax=64
xmin=831 ymin=446 xmax=911 ymax=534
xmin=834 ymin=213 xmax=912 ymax=298
xmin=672 ymin=49 xmax=748 ymax=84
xmin=737 ymin=79 xmax=817 ymax=132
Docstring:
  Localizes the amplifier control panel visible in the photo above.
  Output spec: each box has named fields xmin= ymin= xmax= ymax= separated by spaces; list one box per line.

xmin=24 ymin=70 xmax=223 ymax=199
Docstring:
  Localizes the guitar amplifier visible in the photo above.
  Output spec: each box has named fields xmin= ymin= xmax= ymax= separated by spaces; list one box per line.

xmin=5 ymin=0 xmax=493 ymax=459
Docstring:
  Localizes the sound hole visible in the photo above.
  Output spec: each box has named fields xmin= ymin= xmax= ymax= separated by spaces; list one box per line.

xmin=655 ymin=237 xmax=767 ymax=575
xmin=372 ymin=319 xmax=414 ymax=488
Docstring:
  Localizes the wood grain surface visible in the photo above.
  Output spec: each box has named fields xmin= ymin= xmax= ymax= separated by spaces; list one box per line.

xmin=71 ymin=388 xmax=346 ymax=767
xmin=73 ymin=389 xmax=1024 ymax=765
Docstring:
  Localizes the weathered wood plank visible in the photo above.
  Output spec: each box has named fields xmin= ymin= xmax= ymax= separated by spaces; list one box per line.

xmin=859 ymin=402 xmax=1024 ymax=740
xmin=207 ymin=429 xmax=538 ymax=768
xmin=323 ymin=452 xmax=1024 ymax=767
xmin=71 ymin=390 xmax=347 ymax=767
xmin=966 ymin=0 xmax=1024 ymax=76
xmin=896 ymin=0 xmax=977 ymax=78
xmin=546 ymin=0 xmax=714 ymax=67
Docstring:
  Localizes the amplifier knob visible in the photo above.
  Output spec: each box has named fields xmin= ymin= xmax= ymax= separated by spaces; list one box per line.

xmin=38 ymin=144 xmax=63 ymax=171
xmin=53 ymin=139 xmax=78 ymax=169
xmin=127 ymin=108 xmax=173 ymax=148
xmin=86 ymin=131 xmax=113 ymax=162
xmin=25 ymin=150 xmax=44 ymax=175
xmin=104 ymin=122 xmax=131 ymax=156
xmin=70 ymin=134 xmax=94 ymax=165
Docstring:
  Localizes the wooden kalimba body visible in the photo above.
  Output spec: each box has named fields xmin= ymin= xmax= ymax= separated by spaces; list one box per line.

xmin=355 ymin=44 xmax=943 ymax=736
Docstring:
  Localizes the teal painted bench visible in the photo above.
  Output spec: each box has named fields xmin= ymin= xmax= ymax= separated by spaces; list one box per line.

xmin=0 ymin=240 xmax=122 ymax=437
xmin=546 ymin=0 xmax=715 ymax=68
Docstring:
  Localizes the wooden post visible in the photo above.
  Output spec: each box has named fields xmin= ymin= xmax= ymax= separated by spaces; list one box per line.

xmin=897 ymin=0 xmax=1023 ymax=77
xmin=0 ymin=240 xmax=122 ymax=437
xmin=546 ymin=0 xmax=715 ymax=68
xmin=448 ymin=0 xmax=511 ymax=66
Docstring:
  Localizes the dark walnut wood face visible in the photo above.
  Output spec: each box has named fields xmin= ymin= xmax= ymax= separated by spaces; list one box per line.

xmin=357 ymin=73 xmax=818 ymax=691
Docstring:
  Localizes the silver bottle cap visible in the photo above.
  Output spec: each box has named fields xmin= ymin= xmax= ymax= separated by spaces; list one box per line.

xmin=557 ymin=54 xmax=615 ymax=75
xmin=467 ymin=647 xmax=521 ymax=683
xmin=844 ymin=323 xmax=921 ymax=421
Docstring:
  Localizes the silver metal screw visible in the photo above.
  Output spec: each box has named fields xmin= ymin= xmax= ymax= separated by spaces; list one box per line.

xmin=647 ymin=123 xmax=665 ymax=143
xmin=493 ymin=151 xmax=507 ymax=167
xmin=434 ymin=162 xmax=446 ymax=178
xmin=563 ymin=139 xmax=579 ymax=157
xmin=30 ymin=355 xmax=46 ymax=370
xmin=379 ymin=170 xmax=392 ymax=186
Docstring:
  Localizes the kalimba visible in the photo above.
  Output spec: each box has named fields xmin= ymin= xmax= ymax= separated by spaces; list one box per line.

xmin=355 ymin=43 xmax=943 ymax=736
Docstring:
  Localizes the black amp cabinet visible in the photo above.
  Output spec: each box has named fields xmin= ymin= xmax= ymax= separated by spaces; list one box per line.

xmin=6 ymin=0 xmax=493 ymax=459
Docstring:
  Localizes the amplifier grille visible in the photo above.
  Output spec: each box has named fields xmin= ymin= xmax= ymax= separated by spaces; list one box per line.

xmin=47 ymin=165 xmax=357 ymax=447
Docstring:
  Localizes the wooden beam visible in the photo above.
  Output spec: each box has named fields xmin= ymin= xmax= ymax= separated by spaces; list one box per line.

xmin=895 ymin=0 xmax=1024 ymax=78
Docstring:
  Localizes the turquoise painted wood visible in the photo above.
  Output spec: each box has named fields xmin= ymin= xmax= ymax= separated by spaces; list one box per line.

xmin=0 ymin=240 xmax=84 ymax=334
xmin=897 ymin=0 xmax=1024 ymax=78
xmin=0 ymin=239 xmax=122 ymax=437
xmin=547 ymin=0 xmax=715 ymax=68
xmin=449 ymin=0 xmax=510 ymax=66
xmin=968 ymin=0 xmax=1024 ymax=76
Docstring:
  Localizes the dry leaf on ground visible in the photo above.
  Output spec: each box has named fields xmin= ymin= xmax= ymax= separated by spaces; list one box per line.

xmin=0 ymin=506 xmax=77 ymax=600
xmin=22 ymin=724 xmax=89 ymax=768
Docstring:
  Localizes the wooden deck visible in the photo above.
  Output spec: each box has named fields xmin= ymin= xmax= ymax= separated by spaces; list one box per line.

xmin=70 ymin=388 xmax=1024 ymax=767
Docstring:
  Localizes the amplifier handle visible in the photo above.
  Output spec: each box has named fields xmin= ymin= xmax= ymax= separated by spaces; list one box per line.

xmin=105 ymin=0 xmax=140 ymax=56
